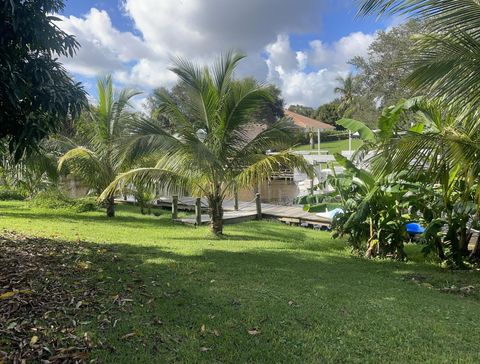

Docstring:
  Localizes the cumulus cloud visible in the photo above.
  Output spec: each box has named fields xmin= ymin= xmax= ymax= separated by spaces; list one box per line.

xmin=58 ymin=8 xmax=153 ymax=76
xmin=265 ymin=32 xmax=375 ymax=107
xmin=122 ymin=0 xmax=325 ymax=57
xmin=56 ymin=0 xmax=378 ymax=108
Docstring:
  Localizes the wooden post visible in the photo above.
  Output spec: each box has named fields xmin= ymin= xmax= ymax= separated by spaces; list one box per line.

xmin=255 ymin=193 xmax=262 ymax=220
xmin=317 ymin=128 xmax=321 ymax=156
xmin=172 ymin=195 xmax=178 ymax=219
xmin=195 ymin=197 xmax=202 ymax=226
xmin=234 ymin=188 xmax=239 ymax=211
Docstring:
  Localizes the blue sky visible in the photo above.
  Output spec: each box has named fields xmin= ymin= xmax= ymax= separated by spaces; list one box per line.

xmin=57 ymin=0 xmax=395 ymax=108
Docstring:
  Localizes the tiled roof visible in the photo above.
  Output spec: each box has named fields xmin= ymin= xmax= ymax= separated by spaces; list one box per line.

xmin=284 ymin=109 xmax=335 ymax=130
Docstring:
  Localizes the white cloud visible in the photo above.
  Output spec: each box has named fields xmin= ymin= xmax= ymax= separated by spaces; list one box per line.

xmin=265 ymin=32 xmax=376 ymax=107
xmin=122 ymin=0 xmax=325 ymax=57
xmin=58 ymin=8 xmax=153 ymax=77
xmin=56 ymin=1 xmax=378 ymax=109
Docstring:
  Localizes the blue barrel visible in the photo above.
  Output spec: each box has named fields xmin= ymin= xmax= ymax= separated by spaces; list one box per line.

xmin=405 ymin=222 xmax=425 ymax=235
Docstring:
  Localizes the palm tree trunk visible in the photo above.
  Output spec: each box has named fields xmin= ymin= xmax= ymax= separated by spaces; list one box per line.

xmin=106 ymin=196 xmax=115 ymax=218
xmin=459 ymin=225 xmax=469 ymax=256
xmin=208 ymin=194 xmax=223 ymax=236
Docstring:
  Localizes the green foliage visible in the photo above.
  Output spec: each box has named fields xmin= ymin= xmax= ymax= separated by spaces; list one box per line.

xmin=287 ymin=104 xmax=315 ymax=117
xmin=104 ymin=52 xmax=312 ymax=234
xmin=58 ymin=75 xmax=140 ymax=217
xmin=336 ymin=118 xmax=375 ymax=141
xmin=350 ymin=20 xmax=423 ymax=112
xmin=29 ymin=189 xmax=99 ymax=213
xmin=358 ymin=0 xmax=480 ymax=110
xmin=0 ymin=187 xmax=26 ymax=201
xmin=304 ymin=202 xmax=341 ymax=213
xmin=0 ymin=0 xmax=87 ymax=160
xmin=333 ymin=96 xmax=480 ymax=266
xmin=313 ymin=101 xmax=342 ymax=127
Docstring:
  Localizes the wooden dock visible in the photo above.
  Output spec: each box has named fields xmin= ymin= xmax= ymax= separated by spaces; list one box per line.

xmin=151 ymin=197 xmax=332 ymax=228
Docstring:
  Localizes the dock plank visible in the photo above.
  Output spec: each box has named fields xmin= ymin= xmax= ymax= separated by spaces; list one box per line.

xmin=119 ymin=196 xmax=331 ymax=226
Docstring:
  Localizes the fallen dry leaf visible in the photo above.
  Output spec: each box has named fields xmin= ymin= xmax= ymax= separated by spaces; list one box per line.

xmin=199 ymin=347 xmax=212 ymax=352
xmin=120 ymin=332 xmax=136 ymax=340
xmin=0 ymin=289 xmax=32 ymax=300
xmin=0 ymin=231 xmax=116 ymax=363
xmin=248 ymin=328 xmax=261 ymax=336
xmin=29 ymin=335 xmax=38 ymax=346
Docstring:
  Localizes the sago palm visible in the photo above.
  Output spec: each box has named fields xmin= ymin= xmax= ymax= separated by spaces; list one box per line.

xmin=102 ymin=52 xmax=311 ymax=235
xmin=358 ymin=0 xmax=480 ymax=109
xmin=58 ymin=75 xmax=140 ymax=217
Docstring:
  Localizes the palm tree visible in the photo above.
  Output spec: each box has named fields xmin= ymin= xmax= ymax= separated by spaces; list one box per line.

xmin=358 ymin=0 xmax=480 ymax=109
xmin=334 ymin=73 xmax=357 ymax=116
xmin=58 ymin=75 xmax=140 ymax=217
xmin=101 ymin=52 xmax=311 ymax=235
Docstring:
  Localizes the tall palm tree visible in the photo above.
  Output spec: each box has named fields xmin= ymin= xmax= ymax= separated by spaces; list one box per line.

xmin=101 ymin=52 xmax=311 ymax=235
xmin=358 ymin=0 xmax=480 ymax=109
xmin=334 ymin=73 xmax=357 ymax=116
xmin=58 ymin=75 xmax=140 ymax=217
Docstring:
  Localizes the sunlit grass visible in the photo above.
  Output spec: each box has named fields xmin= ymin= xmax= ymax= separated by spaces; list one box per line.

xmin=1 ymin=201 xmax=479 ymax=363
xmin=293 ymin=139 xmax=363 ymax=154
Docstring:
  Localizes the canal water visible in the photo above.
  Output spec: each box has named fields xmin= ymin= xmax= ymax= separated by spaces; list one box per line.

xmin=64 ymin=177 xmax=304 ymax=206
xmin=238 ymin=180 xmax=301 ymax=205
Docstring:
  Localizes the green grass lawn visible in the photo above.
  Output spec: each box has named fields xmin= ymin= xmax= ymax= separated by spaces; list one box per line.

xmin=294 ymin=139 xmax=363 ymax=154
xmin=1 ymin=201 xmax=480 ymax=363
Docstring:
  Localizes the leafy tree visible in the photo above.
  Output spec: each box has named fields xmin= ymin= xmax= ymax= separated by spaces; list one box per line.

xmin=0 ymin=142 xmax=58 ymax=196
xmin=58 ymin=76 xmax=140 ymax=217
xmin=350 ymin=20 xmax=423 ymax=110
xmin=358 ymin=0 xmax=480 ymax=109
xmin=330 ymin=156 xmax=410 ymax=260
xmin=313 ymin=101 xmax=341 ymax=126
xmin=102 ymin=52 xmax=311 ymax=235
xmin=288 ymin=105 xmax=315 ymax=118
xmin=0 ymin=0 xmax=86 ymax=160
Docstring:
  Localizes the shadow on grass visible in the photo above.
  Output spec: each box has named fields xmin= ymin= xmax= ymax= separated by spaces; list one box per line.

xmin=3 ymin=229 xmax=480 ymax=363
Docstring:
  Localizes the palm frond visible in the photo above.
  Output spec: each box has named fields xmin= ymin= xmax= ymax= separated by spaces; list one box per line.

xmin=235 ymin=152 xmax=313 ymax=191
xmin=58 ymin=147 xmax=112 ymax=190
xmin=100 ymin=167 xmax=192 ymax=200
xmin=406 ymin=31 xmax=480 ymax=108
xmin=358 ymin=0 xmax=480 ymax=33
xmin=212 ymin=51 xmax=245 ymax=96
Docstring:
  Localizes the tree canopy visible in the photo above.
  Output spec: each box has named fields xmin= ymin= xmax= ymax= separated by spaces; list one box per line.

xmin=0 ymin=0 xmax=86 ymax=160
xmin=350 ymin=20 xmax=423 ymax=110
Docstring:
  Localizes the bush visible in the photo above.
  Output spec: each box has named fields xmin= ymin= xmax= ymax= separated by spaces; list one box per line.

xmin=29 ymin=189 xmax=99 ymax=212
xmin=0 ymin=188 xmax=26 ymax=201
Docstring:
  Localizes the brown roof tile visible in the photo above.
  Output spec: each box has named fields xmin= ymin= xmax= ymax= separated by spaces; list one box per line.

xmin=284 ymin=109 xmax=335 ymax=130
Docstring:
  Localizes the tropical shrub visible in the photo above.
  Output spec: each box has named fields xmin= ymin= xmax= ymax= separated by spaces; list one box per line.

xmin=332 ymin=97 xmax=480 ymax=267
xmin=29 ymin=189 xmax=98 ymax=213
xmin=0 ymin=188 xmax=26 ymax=201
